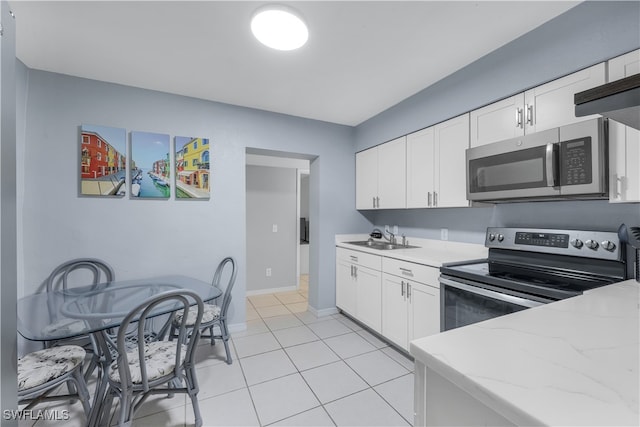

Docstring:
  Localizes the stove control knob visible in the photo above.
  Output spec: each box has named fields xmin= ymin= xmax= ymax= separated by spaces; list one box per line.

xmin=601 ymin=240 xmax=616 ymax=251
xmin=570 ymin=238 xmax=583 ymax=249
xmin=585 ymin=239 xmax=599 ymax=250
xmin=488 ymin=233 xmax=496 ymax=242
xmin=497 ymin=234 xmax=504 ymax=242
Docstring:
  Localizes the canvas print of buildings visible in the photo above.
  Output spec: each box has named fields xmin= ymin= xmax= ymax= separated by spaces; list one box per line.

xmin=130 ymin=131 xmax=170 ymax=199
xmin=80 ymin=124 xmax=127 ymax=197
xmin=175 ymin=136 xmax=210 ymax=199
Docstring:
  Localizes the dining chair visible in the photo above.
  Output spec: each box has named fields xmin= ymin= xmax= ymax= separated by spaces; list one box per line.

xmin=169 ymin=256 xmax=237 ymax=364
xmin=18 ymin=345 xmax=91 ymax=420
xmin=100 ymin=289 xmax=205 ymax=427
xmin=43 ymin=258 xmax=115 ymax=379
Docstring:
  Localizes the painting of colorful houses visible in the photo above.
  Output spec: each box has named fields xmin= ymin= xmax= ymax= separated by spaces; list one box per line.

xmin=130 ymin=131 xmax=170 ymax=199
xmin=175 ymin=136 xmax=210 ymax=199
xmin=80 ymin=124 xmax=127 ymax=197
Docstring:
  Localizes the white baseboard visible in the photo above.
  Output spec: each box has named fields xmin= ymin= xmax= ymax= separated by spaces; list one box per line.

xmin=246 ymin=285 xmax=298 ymax=296
xmin=228 ymin=322 xmax=246 ymax=333
xmin=308 ymin=305 xmax=338 ymax=318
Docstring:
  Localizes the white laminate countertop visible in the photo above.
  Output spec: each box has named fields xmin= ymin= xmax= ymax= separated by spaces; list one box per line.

xmin=335 ymin=234 xmax=487 ymax=267
xmin=410 ymin=279 xmax=640 ymax=426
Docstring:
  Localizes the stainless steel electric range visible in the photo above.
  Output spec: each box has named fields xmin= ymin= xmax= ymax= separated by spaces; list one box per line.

xmin=439 ymin=227 xmax=627 ymax=331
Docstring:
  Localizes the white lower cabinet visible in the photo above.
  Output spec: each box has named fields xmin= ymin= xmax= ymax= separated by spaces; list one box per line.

xmin=381 ymin=258 xmax=440 ymax=351
xmin=335 ymin=247 xmax=382 ymax=333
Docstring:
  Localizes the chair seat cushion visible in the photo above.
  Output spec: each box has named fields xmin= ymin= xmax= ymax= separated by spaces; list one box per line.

xmin=109 ymin=341 xmax=186 ymax=384
xmin=174 ymin=304 xmax=221 ymax=326
xmin=18 ymin=345 xmax=86 ymax=392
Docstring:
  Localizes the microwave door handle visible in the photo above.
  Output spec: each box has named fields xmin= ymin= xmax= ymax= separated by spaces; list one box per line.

xmin=545 ymin=142 xmax=557 ymax=187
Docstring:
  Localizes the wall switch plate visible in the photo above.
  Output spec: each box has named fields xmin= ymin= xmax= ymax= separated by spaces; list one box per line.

xmin=266 ymin=268 xmax=272 ymax=277
xmin=272 ymin=224 xmax=278 ymax=232
xmin=441 ymin=228 xmax=449 ymax=241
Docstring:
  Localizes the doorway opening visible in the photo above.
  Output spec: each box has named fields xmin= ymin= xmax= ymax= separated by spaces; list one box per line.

xmin=245 ymin=149 xmax=313 ymax=296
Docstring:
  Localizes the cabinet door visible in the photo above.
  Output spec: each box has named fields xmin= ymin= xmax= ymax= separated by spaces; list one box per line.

xmin=434 ymin=114 xmax=470 ymax=208
xmin=469 ymin=93 xmax=525 ymax=147
xmin=408 ymin=282 xmax=440 ymax=343
xmin=336 ymin=259 xmax=357 ymax=316
xmin=382 ymin=274 xmax=409 ymax=350
xmin=377 ymin=137 xmax=407 ymax=209
xmin=406 ymin=127 xmax=435 ymax=208
xmin=608 ymin=49 xmax=640 ymax=81
xmin=356 ymin=265 xmax=382 ymax=333
xmin=355 ymin=147 xmax=378 ymax=209
xmin=524 ymin=63 xmax=606 ymax=133
xmin=608 ymin=50 xmax=640 ymax=203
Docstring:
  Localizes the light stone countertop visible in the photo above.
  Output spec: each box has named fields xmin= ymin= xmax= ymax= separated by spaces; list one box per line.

xmin=410 ymin=279 xmax=640 ymax=426
xmin=335 ymin=234 xmax=488 ymax=267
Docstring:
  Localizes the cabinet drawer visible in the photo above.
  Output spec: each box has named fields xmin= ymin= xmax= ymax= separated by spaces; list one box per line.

xmin=336 ymin=247 xmax=382 ymax=270
xmin=382 ymin=257 xmax=439 ymax=287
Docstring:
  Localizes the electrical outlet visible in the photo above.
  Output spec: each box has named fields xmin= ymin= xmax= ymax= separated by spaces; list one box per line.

xmin=266 ymin=268 xmax=272 ymax=277
xmin=272 ymin=224 xmax=278 ymax=232
xmin=441 ymin=228 xmax=449 ymax=241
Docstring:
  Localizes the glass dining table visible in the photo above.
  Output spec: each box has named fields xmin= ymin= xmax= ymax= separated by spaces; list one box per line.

xmin=17 ymin=275 xmax=222 ymax=426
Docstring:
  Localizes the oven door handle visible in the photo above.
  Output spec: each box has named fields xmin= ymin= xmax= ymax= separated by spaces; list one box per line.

xmin=439 ymin=277 xmax=545 ymax=308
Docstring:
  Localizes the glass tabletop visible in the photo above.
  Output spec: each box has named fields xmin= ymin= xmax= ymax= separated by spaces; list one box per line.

xmin=17 ymin=275 xmax=222 ymax=341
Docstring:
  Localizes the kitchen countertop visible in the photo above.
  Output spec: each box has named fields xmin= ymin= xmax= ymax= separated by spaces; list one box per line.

xmin=335 ymin=234 xmax=487 ymax=267
xmin=410 ymin=279 xmax=640 ymax=426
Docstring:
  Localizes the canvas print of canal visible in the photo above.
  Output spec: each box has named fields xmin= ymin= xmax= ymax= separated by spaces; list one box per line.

xmin=80 ymin=124 xmax=127 ymax=197
xmin=130 ymin=131 xmax=171 ymax=199
xmin=175 ymin=136 xmax=210 ymax=199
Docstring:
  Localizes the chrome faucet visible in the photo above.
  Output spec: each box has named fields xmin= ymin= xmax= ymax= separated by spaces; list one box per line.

xmin=371 ymin=227 xmax=397 ymax=245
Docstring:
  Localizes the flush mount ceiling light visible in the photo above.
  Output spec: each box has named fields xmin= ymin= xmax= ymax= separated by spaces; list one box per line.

xmin=251 ymin=5 xmax=308 ymax=51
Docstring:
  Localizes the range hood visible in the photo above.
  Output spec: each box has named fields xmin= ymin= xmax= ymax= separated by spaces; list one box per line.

xmin=575 ymin=74 xmax=640 ymax=130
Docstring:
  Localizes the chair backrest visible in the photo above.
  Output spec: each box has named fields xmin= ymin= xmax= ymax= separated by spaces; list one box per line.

xmin=46 ymin=258 xmax=115 ymax=292
xmin=213 ymin=257 xmax=237 ymax=319
xmin=114 ymin=289 xmax=204 ymax=393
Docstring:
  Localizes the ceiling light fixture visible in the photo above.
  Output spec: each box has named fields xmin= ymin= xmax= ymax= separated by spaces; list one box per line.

xmin=251 ymin=4 xmax=308 ymax=51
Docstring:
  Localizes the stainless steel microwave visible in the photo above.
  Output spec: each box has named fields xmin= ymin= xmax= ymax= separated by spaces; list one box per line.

xmin=466 ymin=118 xmax=607 ymax=202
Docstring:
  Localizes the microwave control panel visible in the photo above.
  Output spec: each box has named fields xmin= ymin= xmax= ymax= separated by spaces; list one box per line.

xmin=560 ymin=137 xmax=592 ymax=186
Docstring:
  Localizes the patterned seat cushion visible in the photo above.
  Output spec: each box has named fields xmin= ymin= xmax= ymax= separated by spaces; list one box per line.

xmin=18 ymin=345 xmax=86 ymax=392
xmin=173 ymin=304 xmax=221 ymax=326
xmin=109 ymin=341 xmax=187 ymax=384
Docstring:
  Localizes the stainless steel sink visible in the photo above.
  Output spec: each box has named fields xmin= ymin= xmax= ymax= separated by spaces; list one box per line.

xmin=345 ymin=240 xmax=420 ymax=250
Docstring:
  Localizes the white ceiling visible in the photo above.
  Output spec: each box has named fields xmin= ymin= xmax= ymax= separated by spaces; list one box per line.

xmin=10 ymin=1 xmax=580 ymax=126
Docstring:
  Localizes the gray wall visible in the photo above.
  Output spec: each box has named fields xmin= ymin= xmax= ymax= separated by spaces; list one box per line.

xmin=246 ymin=165 xmax=298 ymax=293
xmin=356 ymin=1 xmax=640 ymax=246
xmin=1 ymin=0 xmax=17 ymax=420
xmin=17 ymin=68 xmax=371 ymax=331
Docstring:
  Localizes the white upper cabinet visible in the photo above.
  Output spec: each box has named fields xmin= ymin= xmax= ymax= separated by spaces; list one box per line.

xmin=356 ymin=136 xmax=406 ymax=209
xmin=607 ymin=49 xmax=640 ymax=203
xmin=470 ymin=94 xmax=525 ymax=147
xmin=470 ymin=63 xmax=606 ymax=147
xmin=406 ymin=114 xmax=469 ymax=208
xmin=406 ymin=127 xmax=435 ymax=208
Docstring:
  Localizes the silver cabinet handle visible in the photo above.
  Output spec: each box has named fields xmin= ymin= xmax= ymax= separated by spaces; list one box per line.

xmin=372 ymin=197 xmax=376 ymax=208
xmin=354 ymin=266 xmax=357 ymax=279
xmin=434 ymin=191 xmax=438 ymax=207
xmin=427 ymin=192 xmax=432 ymax=207
xmin=516 ymin=107 xmax=523 ymax=128
xmin=401 ymin=280 xmax=405 ymax=297
xmin=526 ymin=104 xmax=534 ymax=126
xmin=399 ymin=267 xmax=413 ymax=277
xmin=350 ymin=265 xmax=354 ymax=277
xmin=407 ymin=283 xmax=412 ymax=300
xmin=376 ymin=196 xmax=380 ymax=208
xmin=350 ymin=255 xmax=358 ymax=262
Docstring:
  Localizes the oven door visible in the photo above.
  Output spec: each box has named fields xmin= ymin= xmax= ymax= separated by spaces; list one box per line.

xmin=466 ymin=128 xmax=560 ymax=201
xmin=440 ymin=275 xmax=548 ymax=332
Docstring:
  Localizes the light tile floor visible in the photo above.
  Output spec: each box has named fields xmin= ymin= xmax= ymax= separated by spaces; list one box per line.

xmin=26 ymin=275 xmax=415 ymax=426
